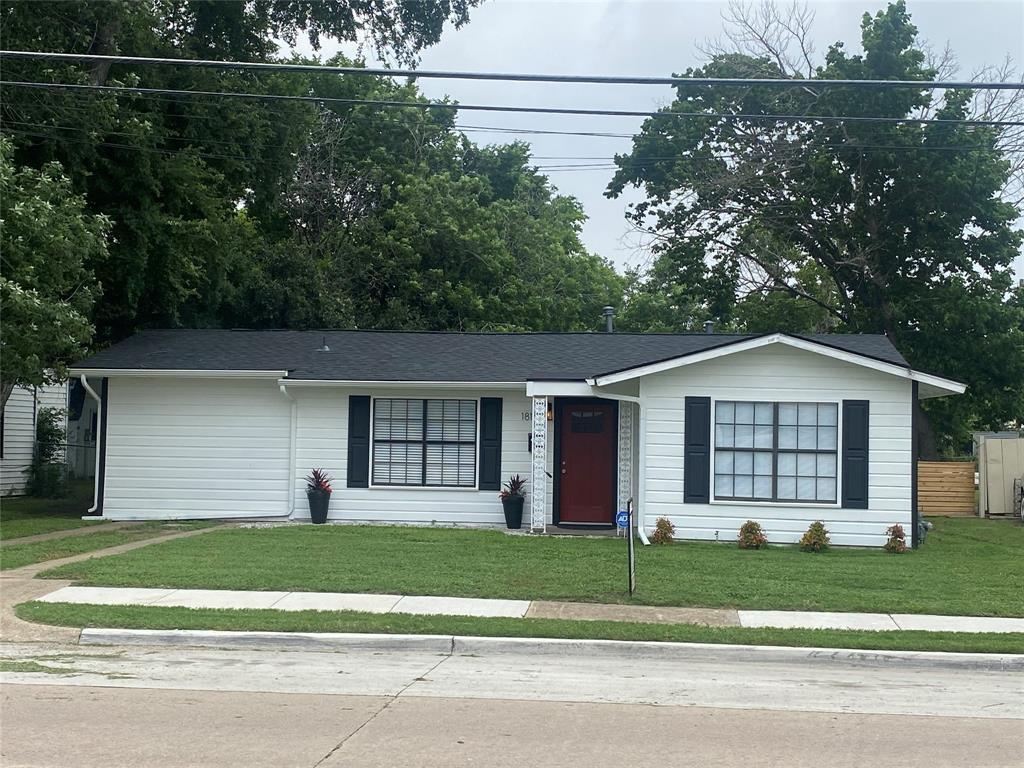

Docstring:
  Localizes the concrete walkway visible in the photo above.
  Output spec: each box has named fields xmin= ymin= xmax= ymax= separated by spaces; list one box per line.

xmin=33 ymin=585 xmax=1024 ymax=634
xmin=0 ymin=524 xmax=231 ymax=643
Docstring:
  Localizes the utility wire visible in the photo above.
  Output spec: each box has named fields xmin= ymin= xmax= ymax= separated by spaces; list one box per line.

xmin=2 ymin=49 xmax=1023 ymax=91
xmin=5 ymin=117 xmax=1017 ymax=162
xmin=3 ymin=80 xmax=1023 ymax=127
xmin=8 ymin=83 xmax=1017 ymax=140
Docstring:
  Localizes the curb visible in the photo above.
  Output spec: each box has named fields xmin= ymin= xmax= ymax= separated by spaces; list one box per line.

xmin=80 ymin=628 xmax=453 ymax=654
xmin=78 ymin=628 xmax=1024 ymax=670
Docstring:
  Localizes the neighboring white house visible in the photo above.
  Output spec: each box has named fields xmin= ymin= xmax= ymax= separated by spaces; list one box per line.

xmin=70 ymin=328 xmax=965 ymax=547
xmin=0 ymin=383 xmax=69 ymax=496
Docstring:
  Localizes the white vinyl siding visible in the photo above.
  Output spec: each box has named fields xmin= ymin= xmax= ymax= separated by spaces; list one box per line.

xmin=640 ymin=344 xmax=912 ymax=547
xmin=1 ymin=383 xmax=68 ymax=496
xmin=101 ymin=378 xmax=290 ymax=519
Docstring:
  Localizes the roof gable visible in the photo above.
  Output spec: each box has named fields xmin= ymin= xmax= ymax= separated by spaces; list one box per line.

xmin=588 ymin=333 xmax=964 ymax=397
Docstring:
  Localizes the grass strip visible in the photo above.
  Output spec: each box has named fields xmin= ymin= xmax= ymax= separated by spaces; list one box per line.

xmin=1 ymin=521 xmax=218 ymax=570
xmin=0 ymin=483 xmax=102 ymax=540
xmin=37 ymin=517 xmax=1024 ymax=617
xmin=17 ymin=602 xmax=1024 ymax=655
xmin=0 ymin=660 xmax=78 ymax=675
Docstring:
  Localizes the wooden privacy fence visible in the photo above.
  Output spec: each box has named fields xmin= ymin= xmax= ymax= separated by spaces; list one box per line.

xmin=918 ymin=461 xmax=976 ymax=516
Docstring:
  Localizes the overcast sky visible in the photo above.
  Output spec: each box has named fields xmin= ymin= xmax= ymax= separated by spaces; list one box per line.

xmin=307 ymin=0 xmax=1024 ymax=279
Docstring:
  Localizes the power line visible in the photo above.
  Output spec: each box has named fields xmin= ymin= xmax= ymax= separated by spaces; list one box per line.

xmin=2 ymin=49 xmax=1022 ymax=91
xmin=3 ymin=80 xmax=1024 ymax=127
xmin=6 ymin=116 xmax=1016 ymax=165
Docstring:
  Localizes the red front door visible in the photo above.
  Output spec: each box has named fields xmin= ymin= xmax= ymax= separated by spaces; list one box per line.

xmin=557 ymin=401 xmax=617 ymax=525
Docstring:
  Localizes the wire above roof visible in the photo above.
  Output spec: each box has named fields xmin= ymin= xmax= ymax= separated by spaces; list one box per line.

xmin=2 ymin=49 xmax=1023 ymax=91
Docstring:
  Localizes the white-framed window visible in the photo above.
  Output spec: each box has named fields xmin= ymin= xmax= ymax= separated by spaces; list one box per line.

xmin=714 ymin=401 xmax=839 ymax=503
xmin=372 ymin=398 xmax=477 ymax=487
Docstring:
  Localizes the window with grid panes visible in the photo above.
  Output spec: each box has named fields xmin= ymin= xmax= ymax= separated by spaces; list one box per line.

xmin=713 ymin=401 xmax=839 ymax=503
xmin=372 ymin=399 xmax=477 ymax=487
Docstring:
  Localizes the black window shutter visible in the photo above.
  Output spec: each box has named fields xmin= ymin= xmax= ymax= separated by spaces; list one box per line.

xmin=478 ymin=397 xmax=503 ymax=491
xmin=347 ymin=395 xmax=371 ymax=488
xmin=841 ymin=400 xmax=869 ymax=509
xmin=684 ymin=396 xmax=711 ymax=503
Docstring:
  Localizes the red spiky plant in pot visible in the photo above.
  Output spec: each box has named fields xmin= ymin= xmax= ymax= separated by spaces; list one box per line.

xmin=306 ymin=468 xmax=333 ymax=525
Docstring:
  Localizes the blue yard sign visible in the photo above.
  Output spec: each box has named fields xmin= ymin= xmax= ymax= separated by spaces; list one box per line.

xmin=615 ymin=510 xmax=629 ymax=528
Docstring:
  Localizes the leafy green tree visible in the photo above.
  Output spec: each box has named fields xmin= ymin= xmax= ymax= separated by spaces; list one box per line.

xmin=0 ymin=0 xmax=480 ymax=341
xmin=0 ymin=137 xmax=108 ymax=409
xmin=609 ymin=2 xmax=1024 ymax=448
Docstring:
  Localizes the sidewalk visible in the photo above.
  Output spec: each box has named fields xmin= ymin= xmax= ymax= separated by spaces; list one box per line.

xmin=34 ymin=585 xmax=1024 ymax=634
xmin=1 ymin=524 xmax=230 ymax=643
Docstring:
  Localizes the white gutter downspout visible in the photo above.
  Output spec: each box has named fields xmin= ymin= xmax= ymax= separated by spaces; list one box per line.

xmin=79 ymin=374 xmax=102 ymax=514
xmin=635 ymin=397 xmax=650 ymax=546
xmin=279 ymin=383 xmax=297 ymax=518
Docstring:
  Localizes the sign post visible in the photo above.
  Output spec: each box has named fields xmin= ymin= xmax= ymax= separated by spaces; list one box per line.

xmin=617 ymin=501 xmax=636 ymax=596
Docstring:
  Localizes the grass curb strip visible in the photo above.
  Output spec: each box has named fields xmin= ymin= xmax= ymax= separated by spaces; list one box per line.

xmin=17 ymin=602 xmax=1024 ymax=655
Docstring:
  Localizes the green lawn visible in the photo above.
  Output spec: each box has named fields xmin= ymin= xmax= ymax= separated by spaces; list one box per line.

xmin=39 ymin=516 xmax=1024 ymax=617
xmin=16 ymin=602 xmax=1024 ymax=654
xmin=1 ymin=521 xmax=217 ymax=570
xmin=0 ymin=482 xmax=104 ymax=540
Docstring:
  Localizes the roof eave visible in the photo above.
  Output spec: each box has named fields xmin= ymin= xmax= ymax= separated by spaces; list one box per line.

xmin=71 ymin=368 xmax=290 ymax=379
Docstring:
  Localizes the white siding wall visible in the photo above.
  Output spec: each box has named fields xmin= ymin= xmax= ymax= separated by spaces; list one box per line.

xmin=1 ymin=383 xmax=68 ymax=496
xmin=102 ymin=378 xmax=291 ymax=519
xmin=292 ymin=387 xmax=544 ymax=525
xmin=640 ymin=345 xmax=912 ymax=547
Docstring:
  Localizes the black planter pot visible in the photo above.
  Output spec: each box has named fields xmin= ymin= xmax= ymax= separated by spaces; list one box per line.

xmin=501 ymin=496 xmax=524 ymax=529
xmin=307 ymin=489 xmax=331 ymax=524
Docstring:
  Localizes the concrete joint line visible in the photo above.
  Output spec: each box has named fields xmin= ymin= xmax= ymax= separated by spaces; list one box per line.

xmin=311 ymin=650 xmax=454 ymax=767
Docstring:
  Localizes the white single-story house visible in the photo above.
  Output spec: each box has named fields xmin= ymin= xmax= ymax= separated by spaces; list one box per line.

xmin=70 ymin=328 xmax=965 ymax=547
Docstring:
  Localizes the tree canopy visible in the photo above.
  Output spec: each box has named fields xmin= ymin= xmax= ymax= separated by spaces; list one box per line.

xmin=1 ymin=0 xmax=621 ymax=351
xmin=0 ymin=137 xmax=109 ymax=408
xmin=609 ymin=1 xmax=1024 ymax=449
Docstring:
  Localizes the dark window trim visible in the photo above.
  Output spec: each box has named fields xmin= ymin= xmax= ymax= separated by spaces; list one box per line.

xmin=713 ymin=400 xmax=840 ymax=504
xmin=371 ymin=397 xmax=478 ymax=488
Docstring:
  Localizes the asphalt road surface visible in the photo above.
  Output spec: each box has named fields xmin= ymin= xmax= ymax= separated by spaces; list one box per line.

xmin=2 ymin=641 xmax=1022 ymax=767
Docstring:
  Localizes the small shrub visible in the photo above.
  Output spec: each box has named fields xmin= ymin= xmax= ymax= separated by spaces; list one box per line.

xmin=650 ymin=517 xmax=675 ymax=545
xmin=799 ymin=520 xmax=830 ymax=552
xmin=738 ymin=520 xmax=768 ymax=549
xmin=25 ymin=407 xmax=67 ymax=498
xmin=884 ymin=524 xmax=908 ymax=554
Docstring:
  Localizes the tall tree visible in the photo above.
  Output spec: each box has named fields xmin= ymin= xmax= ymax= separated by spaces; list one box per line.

xmin=609 ymin=2 xmax=1024 ymax=449
xmin=0 ymin=138 xmax=108 ymax=409
xmin=0 ymin=0 xmax=481 ymax=341
xmin=228 ymin=71 xmax=624 ymax=332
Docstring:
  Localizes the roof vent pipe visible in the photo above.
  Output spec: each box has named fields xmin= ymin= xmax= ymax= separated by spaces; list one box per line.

xmin=317 ymin=335 xmax=331 ymax=352
xmin=603 ymin=306 xmax=615 ymax=333
xmin=704 ymin=320 xmax=715 ymax=335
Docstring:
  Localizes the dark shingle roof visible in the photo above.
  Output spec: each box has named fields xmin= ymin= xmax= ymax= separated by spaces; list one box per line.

xmin=72 ymin=329 xmax=909 ymax=382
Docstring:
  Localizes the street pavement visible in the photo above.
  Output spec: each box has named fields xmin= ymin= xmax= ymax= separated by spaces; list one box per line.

xmin=1 ymin=640 xmax=1022 ymax=767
